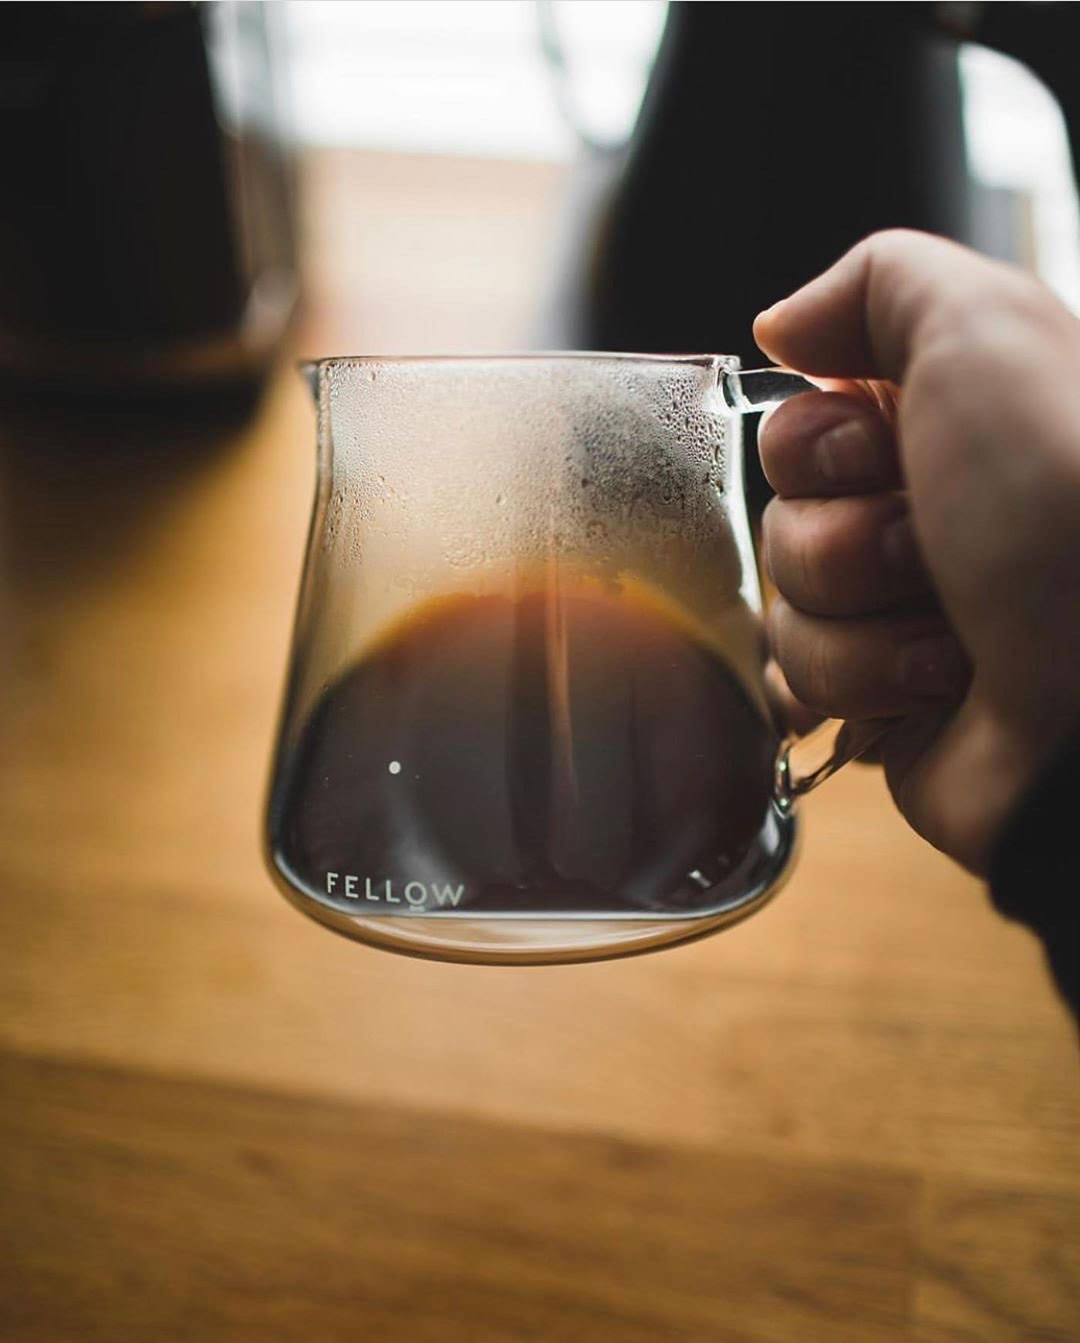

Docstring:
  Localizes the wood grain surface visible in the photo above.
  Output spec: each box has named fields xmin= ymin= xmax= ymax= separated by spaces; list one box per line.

xmin=0 ymin=150 xmax=1076 ymax=1342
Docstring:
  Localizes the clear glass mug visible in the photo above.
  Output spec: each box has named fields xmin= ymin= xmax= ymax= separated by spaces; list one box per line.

xmin=265 ymin=355 xmax=880 ymax=965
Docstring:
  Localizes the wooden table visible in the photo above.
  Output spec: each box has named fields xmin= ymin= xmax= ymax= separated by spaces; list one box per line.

xmin=1 ymin=151 xmax=1076 ymax=1342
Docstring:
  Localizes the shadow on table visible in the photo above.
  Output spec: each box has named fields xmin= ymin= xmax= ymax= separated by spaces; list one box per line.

xmin=0 ymin=379 xmax=265 ymax=597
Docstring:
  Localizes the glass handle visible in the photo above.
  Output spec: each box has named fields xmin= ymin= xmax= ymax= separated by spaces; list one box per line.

xmin=774 ymin=718 xmax=892 ymax=811
xmin=720 ymin=366 xmax=822 ymax=414
xmin=729 ymin=366 xmax=889 ymax=803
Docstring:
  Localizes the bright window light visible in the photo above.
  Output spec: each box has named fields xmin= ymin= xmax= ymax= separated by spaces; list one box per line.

xmin=960 ymin=43 xmax=1080 ymax=310
xmin=284 ymin=0 xmax=667 ymax=160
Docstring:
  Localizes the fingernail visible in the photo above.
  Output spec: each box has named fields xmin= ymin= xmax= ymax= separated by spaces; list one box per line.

xmin=881 ymin=514 xmax=920 ymax=575
xmin=896 ymin=636 xmax=968 ymax=697
xmin=814 ymin=418 xmax=875 ymax=485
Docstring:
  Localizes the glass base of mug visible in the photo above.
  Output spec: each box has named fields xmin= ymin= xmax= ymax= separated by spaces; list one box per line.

xmin=268 ymin=805 xmax=798 ymax=966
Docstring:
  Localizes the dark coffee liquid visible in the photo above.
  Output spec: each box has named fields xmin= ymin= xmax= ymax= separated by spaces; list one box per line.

xmin=270 ymin=582 xmax=779 ymax=916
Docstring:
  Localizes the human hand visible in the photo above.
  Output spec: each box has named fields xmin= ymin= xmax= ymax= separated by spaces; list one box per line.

xmin=754 ymin=230 xmax=1080 ymax=874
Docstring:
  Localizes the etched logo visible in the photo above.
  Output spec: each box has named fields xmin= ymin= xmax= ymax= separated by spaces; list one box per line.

xmin=325 ymin=873 xmax=465 ymax=910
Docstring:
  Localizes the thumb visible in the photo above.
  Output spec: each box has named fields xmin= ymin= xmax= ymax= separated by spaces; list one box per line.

xmin=752 ymin=229 xmax=1016 ymax=383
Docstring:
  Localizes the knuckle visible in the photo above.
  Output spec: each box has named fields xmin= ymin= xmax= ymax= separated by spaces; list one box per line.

xmin=860 ymin=228 xmax=937 ymax=281
xmin=761 ymin=499 xmax=782 ymax=581
xmin=984 ymin=264 xmax=1059 ymax=324
xmin=864 ymin=227 xmax=926 ymax=257
xmin=771 ymin=602 xmax=835 ymax=713
xmin=852 ymin=228 xmax=915 ymax=263
xmin=792 ymin=503 xmax=832 ymax=609
xmin=922 ymin=268 xmax=1061 ymax=373
xmin=802 ymin=623 xmax=837 ymax=712
xmin=767 ymin=500 xmax=844 ymax=614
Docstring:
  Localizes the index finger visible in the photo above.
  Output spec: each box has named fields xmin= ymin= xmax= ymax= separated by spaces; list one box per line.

xmin=752 ymin=229 xmax=1029 ymax=380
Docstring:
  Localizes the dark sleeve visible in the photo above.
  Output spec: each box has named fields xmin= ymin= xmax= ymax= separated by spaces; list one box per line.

xmin=988 ymin=730 xmax=1079 ymax=1016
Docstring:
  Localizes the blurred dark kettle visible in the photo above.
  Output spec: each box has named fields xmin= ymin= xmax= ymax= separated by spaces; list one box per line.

xmin=0 ymin=2 xmax=298 ymax=408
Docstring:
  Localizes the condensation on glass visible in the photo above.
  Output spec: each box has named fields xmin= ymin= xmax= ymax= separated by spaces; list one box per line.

xmin=266 ymin=355 xmax=875 ymax=965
